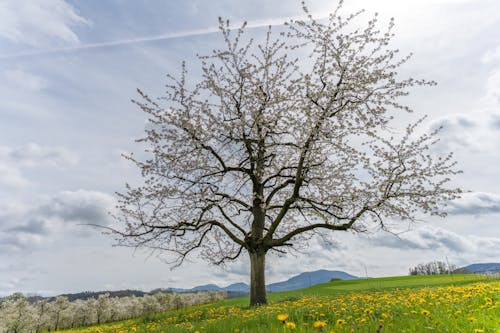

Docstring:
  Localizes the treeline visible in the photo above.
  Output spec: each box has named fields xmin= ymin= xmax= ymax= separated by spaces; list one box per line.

xmin=409 ymin=261 xmax=458 ymax=276
xmin=0 ymin=290 xmax=225 ymax=333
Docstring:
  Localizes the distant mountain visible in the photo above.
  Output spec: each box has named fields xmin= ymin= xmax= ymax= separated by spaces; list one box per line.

xmin=455 ymin=263 xmax=500 ymax=274
xmin=183 ymin=269 xmax=358 ymax=294
xmin=165 ymin=282 xmax=250 ymax=293
xmin=267 ymin=270 xmax=358 ymax=292
xmin=191 ymin=284 xmax=223 ymax=291
xmin=10 ymin=269 xmax=358 ymax=302
xmin=224 ymin=282 xmax=250 ymax=292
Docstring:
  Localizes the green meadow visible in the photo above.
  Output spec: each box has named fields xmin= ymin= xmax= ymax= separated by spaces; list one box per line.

xmin=58 ymin=274 xmax=500 ymax=333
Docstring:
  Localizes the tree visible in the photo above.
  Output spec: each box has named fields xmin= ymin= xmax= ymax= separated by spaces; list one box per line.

xmin=95 ymin=293 xmax=111 ymax=325
xmin=409 ymin=261 xmax=458 ymax=275
xmin=48 ymin=296 xmax=69 ymax=331
xmin=3 ymin=293 xmax=34 ymax=333
xmin=107 ymin=1 xmax=461 ymax=306
xmin=34 ymin=300 xmax=49 ymax=333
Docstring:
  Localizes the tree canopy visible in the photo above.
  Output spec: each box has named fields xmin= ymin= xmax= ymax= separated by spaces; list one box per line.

xmin=108 ymin=1 xmax=461 ymax=305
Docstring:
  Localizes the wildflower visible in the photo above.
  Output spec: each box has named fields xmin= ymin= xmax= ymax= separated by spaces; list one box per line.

xmin=285 ymin=322 xmax=296 ymax=330
xmin=335 ymin=319 xmax=346 ymax=326
xmin=420 ymin=309 xmax=430 ymax=316
xmin=277 ymin=314 xmax=289 ymax=323
xmin=313 ymin=320 xmax=327 ymax=329
xmin=473 ymin=329 xmax=484 ymax=333
xmin=468 ymin=317 xmax=476 ymax=322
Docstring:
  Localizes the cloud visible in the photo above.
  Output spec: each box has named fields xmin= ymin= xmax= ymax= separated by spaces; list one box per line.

xmin=39 ymin=190 xmax=116 ymax=226
xmin=0 ymin=0 xmax=89 ymax=48
xmin=0 ymin=190 xmax=116 ymax=252
xmin=0 ymin=11 xmax=321 ymax=59
xmin=482 ymin=45 xmax=500 ymax=64
xmin=368 ymin=227 xmax=471 ymax=252
xmin=491 ymin=114 xmax=500 ymax=130
xmin=367 ymin=225 xmax=500 ymax=256
xmin=7 ymin=218 xmax=50 ymax=236
xmin=0 ymin=163 xmax=29 ymax=189
xmin=484 ymin=68 xmax=500 ymax=104
xmin=0 ymin=143 xmax=79 ymax=168
xmin=3 ymin=68 xmax=49 ymax=92
xmin=445 ymin=192 xmax=500 ymax=215
xmin=429 ymin=114 xmax=482 ymax=152
xmin=0 ymin=231 xmax=45 ymax=252
xmin=425 ymin=44 xmax=500 ymax=154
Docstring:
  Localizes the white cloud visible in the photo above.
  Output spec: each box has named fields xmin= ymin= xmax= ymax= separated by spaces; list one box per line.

xmin=0 ymin=163 xmax=29 ymax=189
xmin=0 ymin=143 xmax=79 ymax=168
xmin=445 ymin=192 xmax=500 ymax=215
xmin=429 ymin=114 xmax=481 ymax=152
xmin=39 ymin=190 xmax=116 ymax=226
xmin=367 ymin=225 xmax=500 ymax=256
xmin=427 ymin=67 xmax=500 ymax=154
xmin=484 ymin=68 xmax=500 ymax=105
xmin=482 ymin=45 xmax=500 ymax=64
xmin=0 ymin=190 xmax=116 ymax=252
xmin=3 ymin=68 xmax=48 ymax=92
xmin=0 ymin=0 xmax=89 ymax=47
xmin=368 ymin=226 xmax=470 ymax=252
xmin=0 ymin=231 xmax=45 ymax=252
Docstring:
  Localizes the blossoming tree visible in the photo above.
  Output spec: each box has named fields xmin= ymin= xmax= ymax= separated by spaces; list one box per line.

xmin=109 ymin=2 xmax=461 ymax=305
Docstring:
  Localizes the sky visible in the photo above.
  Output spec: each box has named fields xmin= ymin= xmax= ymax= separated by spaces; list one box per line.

xmin=0 ymin=0 xmax=499 ymax=297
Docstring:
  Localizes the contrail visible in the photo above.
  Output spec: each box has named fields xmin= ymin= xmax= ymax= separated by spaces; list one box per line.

xmin=0 ymin=14 xmax=325 ymax=60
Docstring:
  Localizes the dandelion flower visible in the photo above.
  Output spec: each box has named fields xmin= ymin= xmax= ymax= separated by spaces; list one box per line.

xmin=420 ymin=309 xmax=430 ymax=316
xmin=313 ymin=320 xmax=327 ymax=329
xmin=285 ymin=322 xmax=296 ymax=330
xmin=277 ymin=314 xmax=289 ymax=322
xmin=335 ymin=319 xmax=346 ymax=326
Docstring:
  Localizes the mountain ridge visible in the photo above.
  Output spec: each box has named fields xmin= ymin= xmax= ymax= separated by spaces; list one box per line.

xmin=455 ymin=262 xmax=500 ymax=274
xmin=165 ymin=269 xmax=359 ymax=294
xmin=15 ymin=263 xmax=498 ymax=301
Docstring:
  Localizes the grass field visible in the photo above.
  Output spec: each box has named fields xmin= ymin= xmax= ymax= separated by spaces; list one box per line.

xmin=59 ymin=274 xmax=500 ymax=333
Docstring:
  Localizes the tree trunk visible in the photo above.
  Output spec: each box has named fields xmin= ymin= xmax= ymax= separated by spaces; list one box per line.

xmin=249 ymin=250 xmax=267 ymax=306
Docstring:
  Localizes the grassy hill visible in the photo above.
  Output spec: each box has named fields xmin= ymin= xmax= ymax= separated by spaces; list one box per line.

xmin=59 ymin=274 xmax=500 ymax=333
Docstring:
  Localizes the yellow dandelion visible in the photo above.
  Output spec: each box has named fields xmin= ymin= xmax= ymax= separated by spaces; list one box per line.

xmin=474 ymin=329 xmax=484 ymax=333
xmin=285 ymin=322 xmax=296 ymax=330
xmin=277 ymin=314 xmax=289 ymax=322
xmin=420 ymin=309 xmax=430 ymax=316
xmin=335 ymin=319 xmax=346 ymax=326
xmin=313 ymin=320 xmax=327 ymax=329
